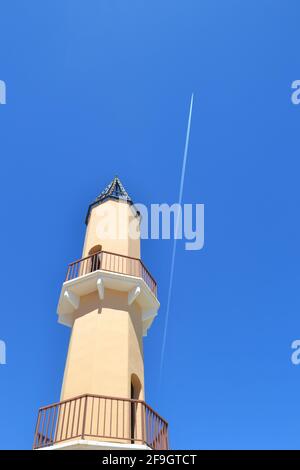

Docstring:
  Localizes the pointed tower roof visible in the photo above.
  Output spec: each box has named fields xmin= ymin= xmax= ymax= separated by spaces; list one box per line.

xmin=85 ymin=176 xmax=134 ymax=224
xmin=98 ymin=176 xmax=132 ymax=203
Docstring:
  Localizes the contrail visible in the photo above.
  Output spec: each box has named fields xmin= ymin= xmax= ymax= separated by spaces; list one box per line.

xmin=159 ymin=93 xmax=194 ymax=379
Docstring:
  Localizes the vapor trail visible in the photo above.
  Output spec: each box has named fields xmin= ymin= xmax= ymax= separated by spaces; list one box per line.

xmin=159 ymin=93 xmax=194 ymax=380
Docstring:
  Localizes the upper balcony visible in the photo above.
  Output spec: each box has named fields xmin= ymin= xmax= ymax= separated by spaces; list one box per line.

xmin=57 ymin=251 xmax=159 ymax=335
xmin=66 ymin=250 xmax=157 ymax=296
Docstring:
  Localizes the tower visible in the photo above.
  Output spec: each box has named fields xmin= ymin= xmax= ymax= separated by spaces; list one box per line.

xmin=33 ymin=177 xmax=169 ymax=450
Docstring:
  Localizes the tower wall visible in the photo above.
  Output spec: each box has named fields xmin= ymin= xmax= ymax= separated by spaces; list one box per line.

xmin=60 ymin=289 xmax=145 ymax=401
xmin=82 ymin=200 xmax=141 ymax=259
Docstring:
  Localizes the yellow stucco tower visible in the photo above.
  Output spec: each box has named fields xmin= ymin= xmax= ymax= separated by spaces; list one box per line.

xmin=33 ymin=177 xmax=168 ymax=450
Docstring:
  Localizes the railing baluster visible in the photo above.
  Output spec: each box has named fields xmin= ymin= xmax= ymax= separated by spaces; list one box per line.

xmin=103 ymin=398 xmax=106 ymax=437
xmin=123 ymin=400 xmax=125 ymax=441
xmin=90 ymin=396 xmax=94 ymax=435
xmin=71 ymin=399 xmax=76 ymax=438
xmin=97 ymin=396 xmax=100 ymax=437
xmin=44 ymin=406 xmax=51 ymax=446
xmin=66 ymin=400 xmax=71 ymax=439
xmin=128 ymin=400 xmax=131 ymax=442
xmin=60 ymin=402 xmax=66 ymax=441
xmin=54 ymin=403 xmax=61 ymax=444
xmin=109 ymin=399 xmax=112 ymax=437
xmin=82 ymin=395 xmax=88 ymax=440
xmin=141 ymin=402 xmax=145 ymax=445
xmin=39 ymin=409 xmax=46 ymax=447
xmin=77 ymin=397 xmax=82 ymax=437
xmin=33 ymin=410 xmax=41 ymax=449
xmin=116 ymin=399 xmax=118 ymax=438
xmin=49 ymin=405 xmax=56 ymax=445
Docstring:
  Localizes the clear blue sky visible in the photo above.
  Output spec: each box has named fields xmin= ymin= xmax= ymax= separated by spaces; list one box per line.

xmin=0 ymin=0 xmax=300 ymax=450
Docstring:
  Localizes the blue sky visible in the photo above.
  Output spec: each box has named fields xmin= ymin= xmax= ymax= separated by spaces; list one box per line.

xmin=0 ymin=0 xmax=300 ymax=449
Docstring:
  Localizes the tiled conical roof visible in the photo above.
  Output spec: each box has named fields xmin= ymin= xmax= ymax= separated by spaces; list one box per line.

xmin=85 ymin=176 xmax=134 ymax=224
xmin=97 ymin=176 xmax=132 ymax=203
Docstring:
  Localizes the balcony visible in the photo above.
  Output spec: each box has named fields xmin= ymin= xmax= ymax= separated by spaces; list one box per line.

xmin=66 ymin=250 xmax=157 ymax=296
xmin=33 ymin=394 xmax=169 ymax=450
xmin=58 ymin=251 xmax=159 ymax=335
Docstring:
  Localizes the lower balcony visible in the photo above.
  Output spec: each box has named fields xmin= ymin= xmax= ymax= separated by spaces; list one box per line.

xmin=33 ymin=394 xmax=169 ymax=450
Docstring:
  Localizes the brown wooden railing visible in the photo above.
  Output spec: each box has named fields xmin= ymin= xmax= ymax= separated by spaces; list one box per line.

xmin=65 ymin=251 xmax=157 ymax=296
xmin=33 ymin=394 xmax=168 ymax=450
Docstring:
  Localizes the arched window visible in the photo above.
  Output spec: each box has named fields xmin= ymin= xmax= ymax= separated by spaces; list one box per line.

xmin=88 ymin=245 xmax=102 ymax=272
xmin=88 ymin=245 xmax=102 ymax=256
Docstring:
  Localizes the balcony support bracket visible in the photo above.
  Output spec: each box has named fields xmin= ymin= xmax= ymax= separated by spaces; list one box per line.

xmin=128 ymin=286 xmax=141 ymax=306
xmin=64 ymin=289 xmax=80 ymax=310
xmin=97 ymin=277 xmax=105 ymax=300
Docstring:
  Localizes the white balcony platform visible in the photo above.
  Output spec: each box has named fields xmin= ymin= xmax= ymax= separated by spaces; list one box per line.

xmin=38 ymin=439 xmax=151 ymax=451
xmin=57 ymin=269 xmax=160 ymax=336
